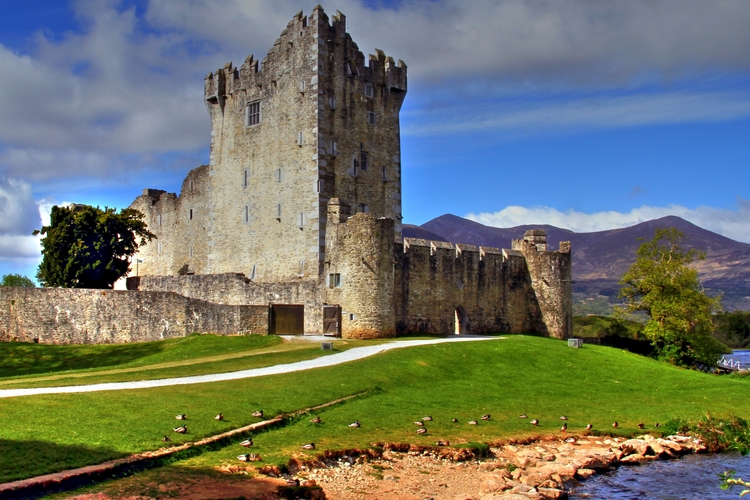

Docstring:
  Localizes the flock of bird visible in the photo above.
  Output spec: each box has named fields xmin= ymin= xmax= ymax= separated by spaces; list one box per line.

xmin=160 ymin=410 xmax=662 ymax=463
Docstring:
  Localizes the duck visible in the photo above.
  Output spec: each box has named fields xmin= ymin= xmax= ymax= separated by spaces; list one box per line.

xmin=286 ymin=478 xmax=300 ymax=487
xmin=530 ymin=419 xmax=539 ymax=426
xmin=251 ymin=410 xmax=264 ymax=418
xmin=173 ymin=425 xmax=187 ymax=434
xmin=238 ymin=454 xmax=253 ymax=462
xmin=468 ymin=420 xmax=478 ymax=425
xmin=518 ymin=414 xmax=528 ymax=419
xmin=435 ymin=440 xmax=450 ymax=446
xmin=638 ymin=422 xmax=645 ymax=429
xmin=349 ymin=420 xmax=361 ymax=428
xmin=240 ymin=438 xmax=254 ymax=447
xmin=565 ymin=436 xmax=577 ymax=444
xmin=559 ymin=415 xmax=568 ymax=421
xmin=585 ymin=423 xmax=593 ymax=431
xmin=612 ymin=421 xmax=619 ymax=428
xmin=414 ymin=421 xmax=425 ymax=426
xmin=560 ymin=423 xmax=567 ymax=433
xmin=452 ymin=418 xmax=459 ymax=423
xmin=310 ymin=416 xmax=322 ymax=424
xmin=416 ymin=427 xmax=427 ymax=435
xmin=248 ymin=453 xmax=262 ymax=462
xmin=161 ymin=435 xmax=171 ymax=442
xmin=301 ymin=443 xmax=315 ymax=450
xmin=301 ymin=479 xmax=316 ymax=487
xmin=655 ymin=423 xmax=661 ymax=428
xmin=175 ymin=414 xmax=187 ymax=420
xmin=481 ymin=414 xmax=491 ymax=421
xmin=215 ymin=413 xmax=223 ymax=421
xmin=422 ymin=416 xmax=433 ymax=421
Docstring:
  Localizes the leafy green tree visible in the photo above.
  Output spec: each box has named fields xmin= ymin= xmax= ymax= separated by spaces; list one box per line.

xmin=34 ymin=205 xmax=155 ymax=289
xmin=713 ymin=311 xmax=750 ymax=349
xmin=618 ymin=228 xmax=724 ymax=367
xmin=0 ymin=274 xmax=36 ymax=287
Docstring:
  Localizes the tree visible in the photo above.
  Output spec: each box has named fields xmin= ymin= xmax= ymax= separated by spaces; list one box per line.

xmin=34 ymin=204 xmax=155 ymax=289
xmin=618 ymin=228 xmax=724 ymax=367
xmin=1 ymin=274 xmax=36 ymax=287
xmin=713 ymin=311 xmax=750 ymax=349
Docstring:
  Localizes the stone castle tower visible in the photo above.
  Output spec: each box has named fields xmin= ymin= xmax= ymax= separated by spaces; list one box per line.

xmin=132 ymin=7 xmax=406 ymax=282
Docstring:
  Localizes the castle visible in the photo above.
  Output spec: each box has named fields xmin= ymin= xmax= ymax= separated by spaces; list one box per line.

xmin=125 ymin=6 xmax=573 ymax=340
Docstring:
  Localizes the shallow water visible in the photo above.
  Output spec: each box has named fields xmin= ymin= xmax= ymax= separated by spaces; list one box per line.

xmin=569 ymin=452 xmax=750 ymax=499
xmin=724 ymin=350 xmax=750 ymax=369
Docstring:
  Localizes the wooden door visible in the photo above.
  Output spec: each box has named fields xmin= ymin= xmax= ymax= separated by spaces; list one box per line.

xmin=323 ymin=305 xmax=341 ymax=336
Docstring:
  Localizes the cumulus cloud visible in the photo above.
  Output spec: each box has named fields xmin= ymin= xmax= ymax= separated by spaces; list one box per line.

xmin=466 ymin=200 xmax=750 ymax=243
xmin=0 ymin=177 xmax=41 ymax=235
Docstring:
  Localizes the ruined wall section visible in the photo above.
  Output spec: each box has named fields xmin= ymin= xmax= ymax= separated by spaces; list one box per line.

xmin=129 ymin=165 xmax=210 ymax=276
xmin=0 ymin=288 xmax=267 ymax=344
xmin=127 ymin=273 xmax=323 ymax=334
xmin=204 ymin=10 xmax=322 ymax=282
xmin=393 ymin=239 xmax=542 ymax=335
xmin=316 ymin=9 xmax=407 ymax=242
xmin=512 ymin=230 xmax=573 ymax=339
xmin=324 ymin=199 xmax=396 ymax=338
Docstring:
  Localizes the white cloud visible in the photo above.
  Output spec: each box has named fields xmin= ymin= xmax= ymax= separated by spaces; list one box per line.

xmin=0 ymin=178 xmax=41 ymax=235
xmin=466 ymin=200 xmax=750 ymax=243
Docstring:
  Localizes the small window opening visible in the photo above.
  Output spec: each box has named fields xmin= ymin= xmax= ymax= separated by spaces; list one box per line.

xmin=330 ymin=140 xmax=338 ymax=156
xmin=299 ymin=81 xmax=306 ymax=93
xmin=349 ymin=313 xmax=357 ymax=321
xmin=316 ymin=179 xmax=324 ymax=193
xmin=364 ymin=84 xmax=374 ymax=98
xmin=189 ymin=245 xmax=194 ymax=259
xmin=243 ymin=169 xmax=249 ymax=187
xmin=352 ymin=157 xmax=359 ymax=176
xmin=157 ymin=242 xmax=163 ymax=254
xmin=275 ymin=168 xmax=282 ymax=182
xmin=297 ymin=131 xmax=304 ymax=146
xmin=244 ymin=205 xmax=249 ymax=223
xmin=298 ymin=260 xmax=305 ymax=276
xmin=189 ymin=209 xmax=193 ymax=220
xmin=189 ymin=180 xmax=194 ymax=191
xmin=246 ymin=101 xmax=261 ymax=126
xmin=360 ymin=151 xmax=369 ymax=171
xmin=381 ymin=166 xmax=388 ymax=180
xmin=329 ymin=96 xmax=336 ymax=109
xmin=158 ymin=214 xmax=162 ymax=226
xmin=276 ymin=203 xmax=282 ymax=220
xmin=250 ymin=264 xmax=257 ymax=281
xmin=328 ymin=273 xmax=342 ymax=288
xmin=297 ymin=212 xmax=305 ymax=228
xmin=367 ymin=112 xmax=376 ymax=125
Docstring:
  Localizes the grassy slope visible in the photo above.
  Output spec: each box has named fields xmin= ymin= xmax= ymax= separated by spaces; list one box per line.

xmin=1 ymin=335 xmax=749 ymax=482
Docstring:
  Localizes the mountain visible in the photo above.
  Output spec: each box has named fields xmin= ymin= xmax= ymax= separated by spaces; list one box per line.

xmin=404 ymin=214 xmax=750 ymax=311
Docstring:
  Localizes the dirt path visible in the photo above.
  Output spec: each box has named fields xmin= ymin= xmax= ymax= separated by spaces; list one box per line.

xmin=0 ymin=336 xmax=499 ymax=398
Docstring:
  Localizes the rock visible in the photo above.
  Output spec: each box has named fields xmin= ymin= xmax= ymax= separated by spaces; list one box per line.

xmin=576 ymin=468 xmax=595 ymax=479
xmin=480 ymin=478 xmax=511 ymax=494
xmin=620 ymin=439 xmax=649 ymax=456
xmin=575 ymin=453 xmax=615 ymax=470
xmin=511 ymin=469 xmax=523 ymax=480
xmin=659 ymin=439 xmax=684 ymax=454
xmin=538 ymin=487 xmax=568 ymax=499
xmin=619 ymin=453 xmax=646 ymax=464
xmin=480 ymin=495 xmax=530 ymax=500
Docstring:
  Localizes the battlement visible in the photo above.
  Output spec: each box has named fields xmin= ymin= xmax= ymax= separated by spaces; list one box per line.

xmin=203 ymin=6 xmax=406 ymax=110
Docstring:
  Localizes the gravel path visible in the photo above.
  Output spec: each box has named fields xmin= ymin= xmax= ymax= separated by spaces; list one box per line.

xmin=0 ymin=336 xmax=498 ymax=399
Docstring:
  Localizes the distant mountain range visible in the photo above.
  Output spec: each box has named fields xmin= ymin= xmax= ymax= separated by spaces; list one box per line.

xmin=403 ymin=215 xmax=750 ymax=312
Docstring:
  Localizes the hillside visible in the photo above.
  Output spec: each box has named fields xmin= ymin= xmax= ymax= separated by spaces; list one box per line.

xmin=404 ymin=214 xmax=750 ymax=311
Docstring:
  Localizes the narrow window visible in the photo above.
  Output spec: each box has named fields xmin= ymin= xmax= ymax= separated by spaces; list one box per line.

xmin=157 ymin=242 xmax=163 ymax=254
xmin=276 ymin=203 xmax=282 ymax=220
xmin=299 ymin=81 xmax=306 ymax=93
xmin=189 ymin=180 xmax=194 ymax=191
xmin=360 ymin=151 xmax=369 ymax=171
xmin=297 ymin=131 xmax=304 ymax=146
xmin=189 ymin=245 xmax=194 ymax=258
xmin=275 ymin=168 xmax=282 ymax=182
xmin=244 ymin=205 xmax=249 ymax=223
xmin=297 ymin=212 xmax=305 ymax=228
xmin=328 ymin=273 xmax=341 ymax=288
xmin=246 ymin=101 xmax=261 ymax=126
xmin=243 ymin=169 xmax=249 ymax=187
xmin=189 ymin=209 xmax=193 ymax=220
xmin=316 ymin=179 xmax=324 ymax=193
xmin=329 ymin=96 xmax=336 ymax=109
xmin=349 ymin=313 xmax=356 ymax=321
xmin=367 ymin=112 xmax=376 ymax=125
xmin=298 ymin=260 xmax=305 ymax=276
xmin=250 ymin=264 xmax=257 ymax=281
xmin=358 ymin=203 xmax=370 ymax=214
xmin=364 ymin=84 xmax=374 ymax=98
xmin=352 ymin=157 xmax=359 ymax=176
xmin=330 ymin=141 xmax=338 ymax=156
xmin=158 ymin=214 xmax=162 ymax=226
xmin=381 ymin=166 xmax=388 ymax=180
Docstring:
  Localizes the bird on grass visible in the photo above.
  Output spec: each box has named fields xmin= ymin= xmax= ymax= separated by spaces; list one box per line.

xmin=518 ymin=414 xmax=528 ymax=419
xmin=175 ymin=414 xmax=187 ymax=420
xmin=215 ymin=413 xmax=223 ymax=421
xmin=585 ymin=424 xmax=593 ymax=431
xmin=251 ymin=410 xmax=264 ymax=418
xmin=349 ymin=420 xmax=361 ymax=428
xmin=612 ymin=422 xmax=619 ymax=428
xmin=638 ymin=423 xmax=645 ymax=429
xmin=161 ymin=435 xmax=171 ymax=442
xmin=240 ymin=438 xmax=254 ymax=447
xmin=414 ymin=421 xmax=425 ymax=426
xmin=530 ymin=419 xmax=539 ymax=426
xmin=565 ymin=437 xmax=577 ymax=444
xmin=452 ymin=418 xmax=459 ymax=423
xmin=301 ymin=443 xmax=315 ymax=450
xmin=310 ymin=416 xmax=322 ymax=424
xmin=559 ymin=416 xmax=568 ymax=421
xmin=655 ymin=423 xmax=661 ymax=428
xmin=238 ymin=453 xmax=262 ymax=462
xmin=468 ymin=420 xmax=478 ymax=425
xmin=422 ymin=416 xmax=433 ymax=421
xmin=286 ymin=478 xmax=300 ymax=487
xmin=173 ymin=425 xmax=187 ymax=434
xmin=481 ymin=414 xmax=491 ymax=421
xmin=560 ymin=423 xmax=567 ymax=433
xmin=416 ymin=427 xmax=427 ymax=435
xmin=436 ymin=440 xmax=450 ymax=446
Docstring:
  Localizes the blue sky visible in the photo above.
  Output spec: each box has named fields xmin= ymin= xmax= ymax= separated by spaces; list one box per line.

xmin=1 ymin=0 xmax=749 ymax=280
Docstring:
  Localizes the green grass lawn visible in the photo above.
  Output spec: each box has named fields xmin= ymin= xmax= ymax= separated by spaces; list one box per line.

xmin=1 ymin=335 xmax=749 ymax=483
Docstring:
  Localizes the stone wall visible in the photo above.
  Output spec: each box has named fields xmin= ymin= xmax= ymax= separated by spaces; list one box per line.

xmin=0 ymin=288 xmax=268 ymax=344
xmin=127 ymin=273 xmax=323 ymax=334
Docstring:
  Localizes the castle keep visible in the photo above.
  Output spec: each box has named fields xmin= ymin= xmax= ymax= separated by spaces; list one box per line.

xmin=0 ymin=7 xmax=570 ymax=344
xmin=124 ymin=6 xmax=573 ymax=341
